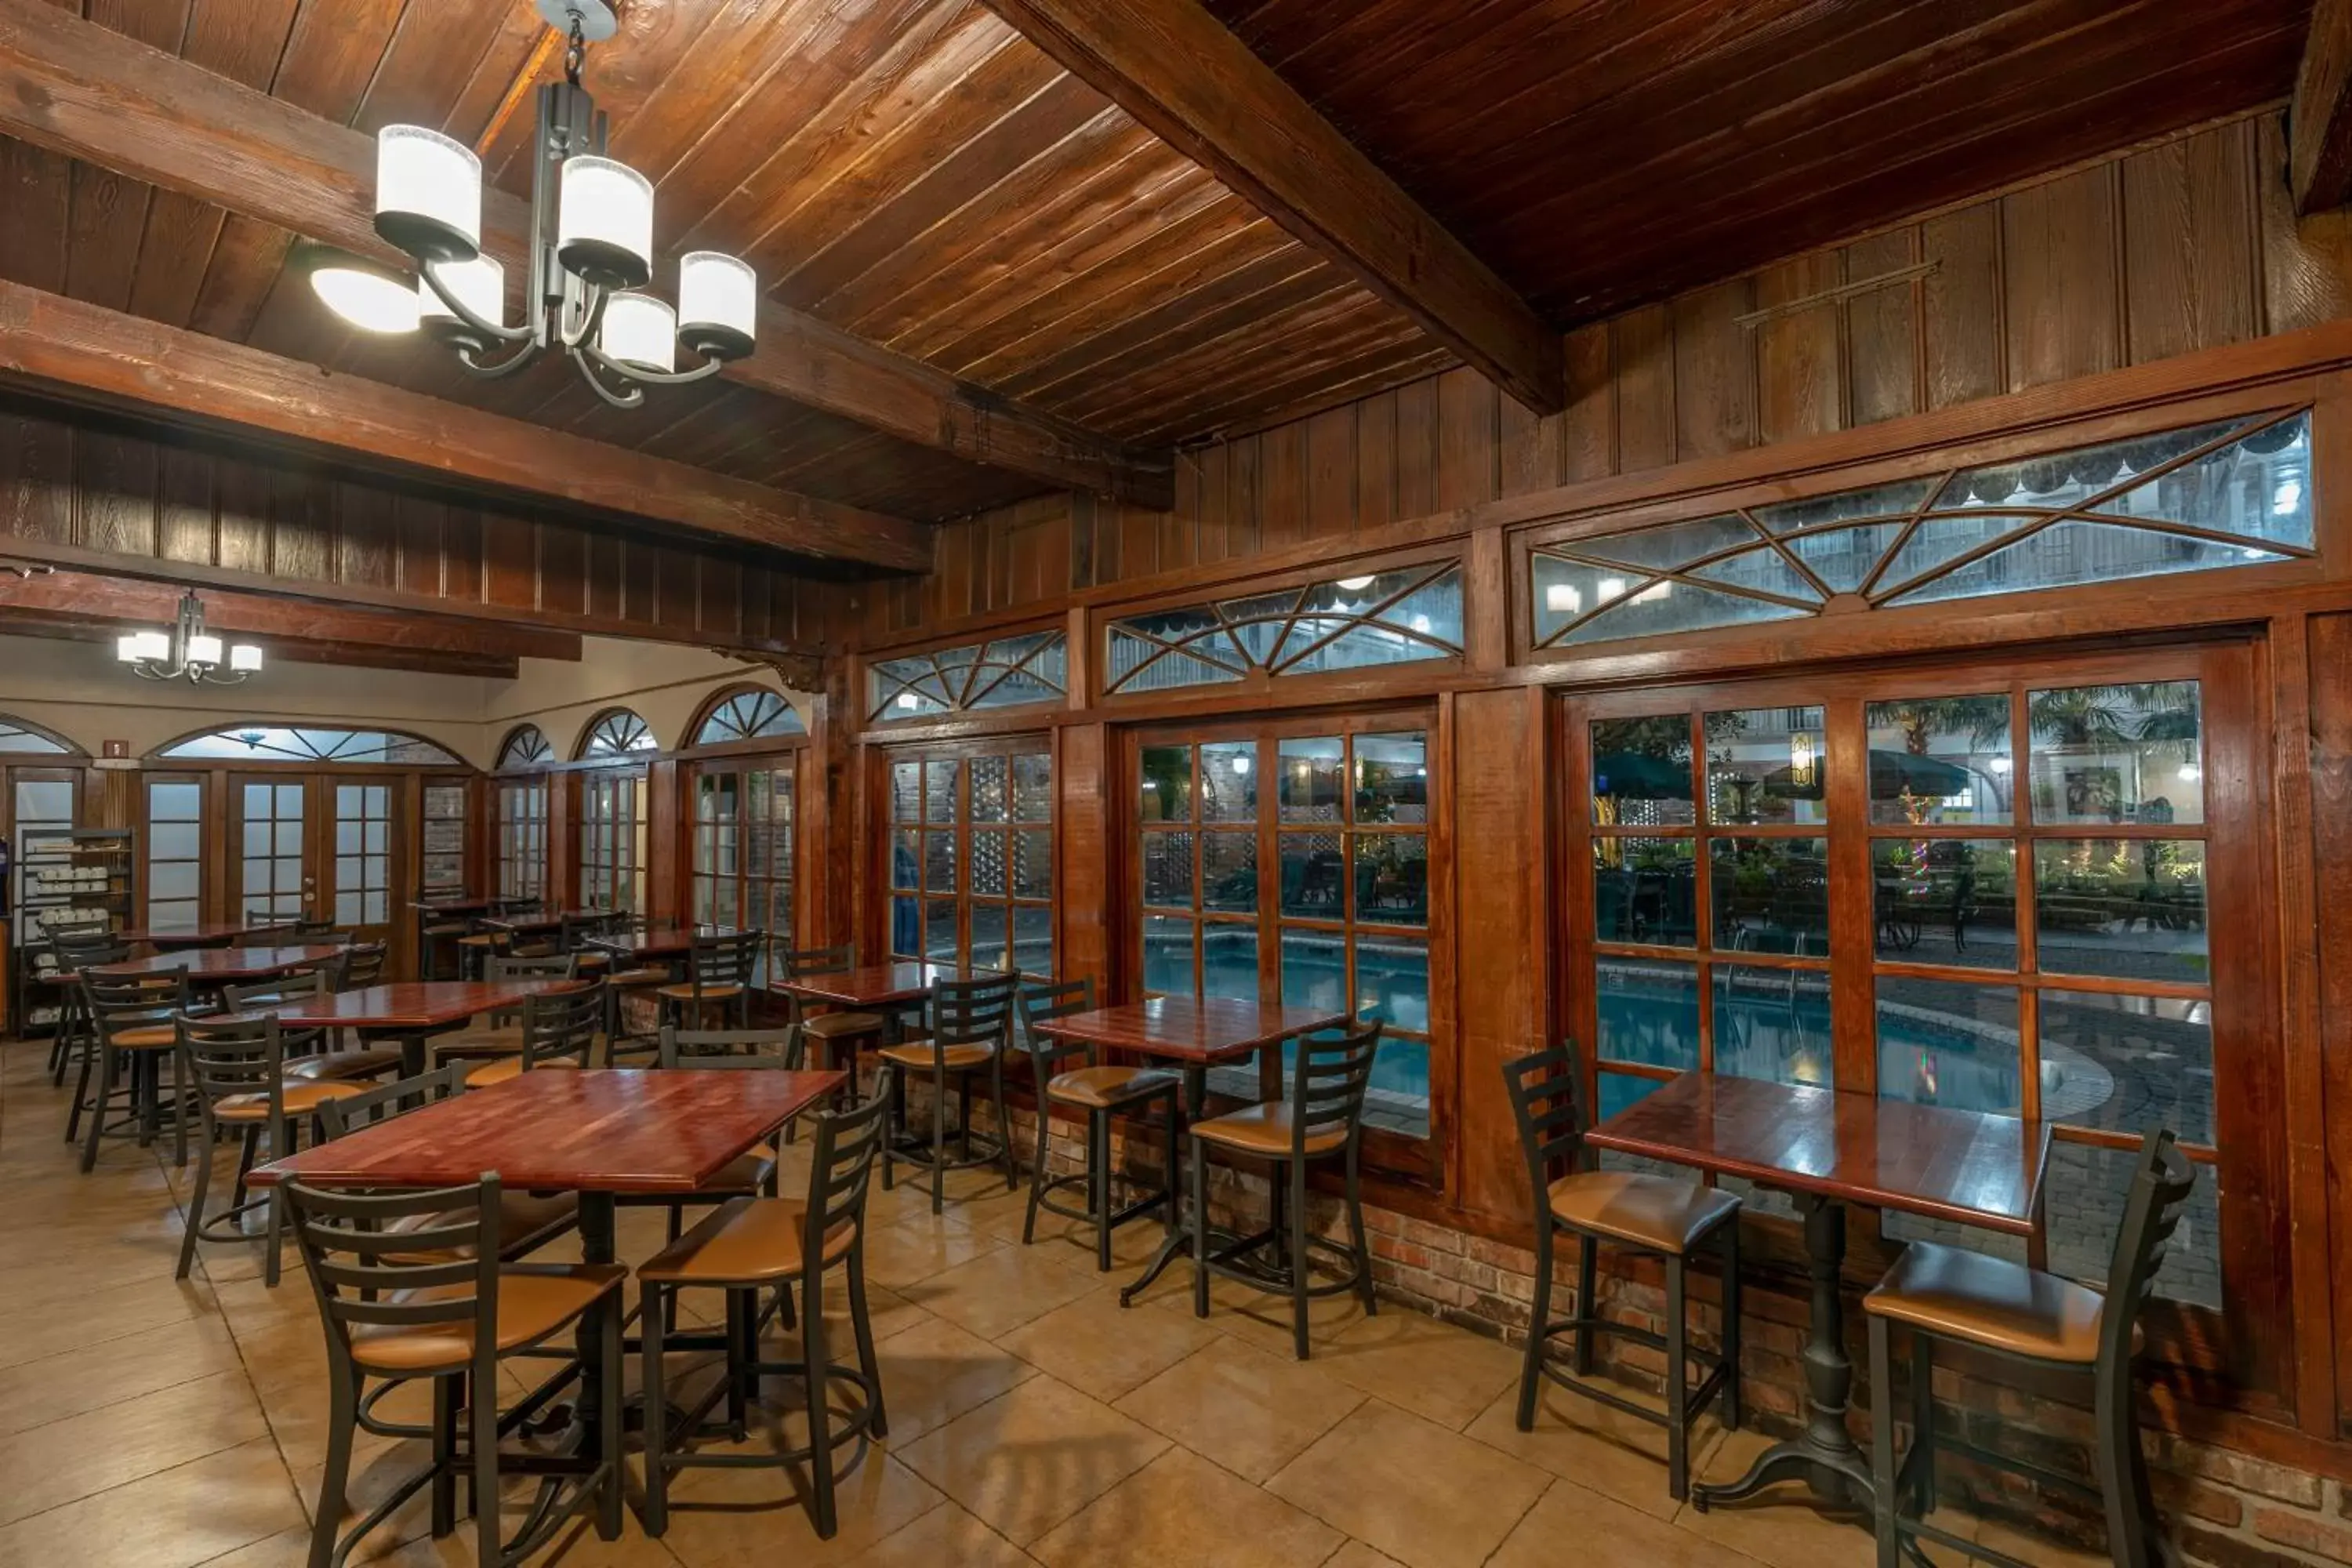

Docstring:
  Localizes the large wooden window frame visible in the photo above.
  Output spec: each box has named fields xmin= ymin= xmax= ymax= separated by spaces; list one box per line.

xmin=881 ymin=735 xmax=1055 ymax=977
xmin=688 ymin=750 xmax=800 ymax=949
xmin=1558 ymin=640 xmax=2287 ymax=1408
xmin=577 ymin=766 xmax=648 ymax=915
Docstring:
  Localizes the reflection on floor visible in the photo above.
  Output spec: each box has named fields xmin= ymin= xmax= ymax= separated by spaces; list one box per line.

xmin=0 ymin=1040 xmax=2103 ymax=1567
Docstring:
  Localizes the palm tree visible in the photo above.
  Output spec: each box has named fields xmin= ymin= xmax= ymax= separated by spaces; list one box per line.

xmin=1876 ymin=695 xmax=2010 ymax=756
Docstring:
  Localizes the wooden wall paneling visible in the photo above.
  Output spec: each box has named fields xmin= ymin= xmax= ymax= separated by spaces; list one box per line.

xmin=1393 ymin=376 xmax=1439 ymax=517
xmin=1305 ymin=405 xmax=1354 ymax=539
xmin=1223 ymin=433 xmax=1261 ymax=565
xmin=441 ymin=505 xmax=483 ymax=609
xmin=546 ymin=771 xmax=578 ymax=916
xmin=0 ymin=409 xmax=73 ymax=545
xmin=1559 ymin=323 xmax=1616 ymax=484
xmin=1752 ymin=254 xmax=1845 ymax=446
xmin=1057 ymin=721 xmax=1110 ymax=989
xmin=2259 ymin=113 xmax=2352 ymax=337
xmin=2122 ymin=120 xmax=2259 ymax=365
xmin=536 ymin=519 xmax=584 ymax=619
xmin=1257 ymin=419 xmax=1305 ymax=551
xmin=645 ymin=757 xmax=680 ymax=925
xmin=1841 ymin=228 xmax=1922 ymax=427
xmin=655 ymin=543 xmax=696 ymax=631
xmin=268 ymin=465 xmax=333 ymax=584
xmin=696 ymin=554 xmax=740 ymax=641
xmin=2307 ymin=612 xmax=2352 ymax=1428
xmin=335 ymin=480 xmax=398 ymax=591
xmin=71 ymin=424 xmax=154 ymax=557
xmin=1671 ymin=278 xmax=1755 ymax=463
xmin=482 ymin=514 xmax=536 ymax=611
xmin=394 ymin=492 xmax=445 ymax=598
xmin=156 ymin=441 xmax=214 ymax=564
xmin=2000 ymin=162 xmax=2122 ymax=391
xmin=1613 ymin=303 xmax=1676 ymax=473
xmin=1434 ymin=367 xmax=1497 ymax=514
xmin=588 ymin=532 xmax=622 ymax=623
xmin=1920 ymin=201 xmax=2005 ymax=409
xmin=1496 ymin=383 xmax=1559 ymax=500
xmin=0 ymin=140 xmax=71 ymax=293
xmin=212 ymin=458 xmax=270 ymax=575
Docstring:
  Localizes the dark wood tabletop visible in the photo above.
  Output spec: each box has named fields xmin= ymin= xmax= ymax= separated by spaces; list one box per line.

xmin=413 ymin=897 xmax=494 ymax=916
xmin=217 ymin=979 xmax=573 ymax=1031
xmin=248 ymin=1067 xmax=844 ymax=1193
xmin=92 ymin=944 xmax=348 ymax=982
xmin=771 ymin=961 xmax=996 ymax=1007
xmin=120 ymin=922 xmax=274 ymax=949
xmin=1584 ymin=1073 xmax=2052 ymax=1236
xmin=1035 ymin=996 xmax=1352 ymax=1064
xmin=481 ymin=910 xmax=571 ymax=934
xmin=587 ymin=924 xmax=746 ymax=960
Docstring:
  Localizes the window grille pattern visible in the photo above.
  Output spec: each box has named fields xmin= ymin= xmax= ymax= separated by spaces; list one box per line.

xmin=579 ymin=710 xmax=655 ymax=760
xmin=1107 ymin=564 xmax=1464 ymax=695
xmin=1531 ymin=410 xmax=2314 ymax=650
xmin=162 ymin=727 xmax=459 ymax=766
xmin=0 ymin=720 xmax=68 ymax=754
xmin=869 ymin=632 xmax=1067 ymax=721
xmin=497 ymin=724 xmax=553 ymax=769
xmin=695 ymin=690 xmax=804 ymax=745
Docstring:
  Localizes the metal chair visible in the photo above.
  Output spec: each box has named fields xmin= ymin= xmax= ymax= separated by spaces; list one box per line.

xmin=430 ymin=953 xmax=580 ymax=1067
xmin=460 ymin=978 xmax=604 ymax=1088
xmin=880 ymin=971 xmax=1020 ymax=1214
xmin=1016 ymin=977 xmax=1179 ymax=1271
xmin=45 ymin=928 xmax=130 ymax=1086
xmin=1503 ymin=1044 xmax=1742 ymax=1500
xmin=778 ymin=943 xmax=887 ymax=1107
xmin=1185 ymin=1020 xmax=1383 ymax=1359
xmin=76 ymin=969 xmax=195 ymax=1171
xmin=1866 ymin=1127 xmax=2198 ymax=1568
xmin=657 ymin=928 xmax=764 ymax=1032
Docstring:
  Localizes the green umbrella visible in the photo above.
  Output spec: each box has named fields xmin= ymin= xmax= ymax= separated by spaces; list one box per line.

xmin=1592 ymin=750 xmax=1693 ymax=800
xmin=1762 ymin=750 xmax=1979 ymax=801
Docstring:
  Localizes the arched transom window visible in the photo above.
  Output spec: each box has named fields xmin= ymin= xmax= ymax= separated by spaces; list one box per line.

xmin=578 ymin=709 xmax=655 ymax=760
xmin=158 ymin=726 xmax=459 ymax=766
xmin=695 ymin=690 xmax=804 ymax=746
xmin=497 ymin=724 xmax=554 ymax=769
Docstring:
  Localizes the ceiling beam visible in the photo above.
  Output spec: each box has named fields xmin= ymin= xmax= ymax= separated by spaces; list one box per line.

xmin=0 ymin=278 xmax=935 ymax=572
xmin=2293 ymin=0 xmax=2352 ymax=213
xmin=0 ymin=0 xmax=1174 ymax=509
xmin=981 ymin=0 xmax=1563 ymax=416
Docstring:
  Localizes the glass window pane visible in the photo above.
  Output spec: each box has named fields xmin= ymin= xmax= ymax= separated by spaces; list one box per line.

xmin=1279 ymin=930 xmax=1347 ymax=1015
xmin=1592 ymin=837 xmax=1696 ymax=947
xmin=274 ymin=822 xmax=303 ymax=855
xmin=969 ymin=829 xmax=1007 ymax=898
xmin=1143 ymin=831 xmax=1195 ymax=909
xmin=1714 ymin=964 xmax=1834 ymax=1087
xmin=1875 ymin=978 xmax=2021 ymax=1114
xmin=891 ymin=829 xmax=920 ymax=892
xmin=970 ymin=905 xmax=1012 ymax=972
xmin=1367 ymin=1035 xmax=1431 ymax=1140
xmin=243 ymin=822 xmax=270 ymax=857
xmin=1354 ymin=733 xmax=1428 ymax=824
xmin=1280 ymin=833 xmax=1345 ymax=916
xmin=1595 ymin=1069 xmax=1665 ymax=1128
xmin=149 ymin=862 xmax=198 ymax=900
xmin=923 ymin=832 xmax=957 ymax=895
xmin=1707 ymin=706 xmax=1827 ymax=826
xmin=1143 ymin=915 xmax=1195 ymax=998
xmin=2027 ymin=682 xmax=2203 ymax=826
xmin=336 ymin=821 xmax=361 ymax=855
xmin=1011 ymin=905 xmax=1052 ymax=977
xmin=1355 ymin=933 xmax=1428 ymax=1035
xmin=1202 ymin=833 xmax=1258 ymax=914
xmin=1013 ymin=753 xmax=1052 ymax=821
xmin=2041 ymin=991 xmax=2214 ymax=1146
xmin=1355 ymin=834 xmax=1428 ymax=926
xmin=922 ymin=899 xmax=959 ymax=963
xmin=1596 ymin=956 xmax=1698 ymax=1071
xmin=1866 ymin=695 xmax=2013 ymax=825
xmin=2044 ymin=1140 xmax=2220 ymax=1308
xmin=1139 ymin=746 xmax=1192 ymax=822
xmin=276 ymin=785 xmax=302 ymax=814
xmin=151 ymin=783 xmax=201 ymax=821
xmin=1592 ymin=717 xmax=1694 ymax=826
xmin=1203 ymin=926 xmax=1258 ymax=1003
xmin=1277 ymin=737 xmax=1344 ymax=822
xmin=924 ymin=760 xmax=959 ymax=823
xmin=890 ymin=894 xmax=920 ymax=958
xmin=970 ymin=757 xmax=1010 ymax=822
xmin=336 ymin=891 xmax=361 ymax=925
xmin=1200 ymin=742 xmax=1258 ymax=822
xmin=891 ymin=760 xmax=921 ymax=822
xmin=2032 ymin=840 xmax=2207 ymax=982
xmin=1013 ymin=830 xmax=1051 ymax=900
xmin=1710 ymin=837 xmax=1831 ymax=955
xmin=243 ymin=782 xmax=270 ymax=814
xmin=1872 ymin=840 xmax=2018 ymax=970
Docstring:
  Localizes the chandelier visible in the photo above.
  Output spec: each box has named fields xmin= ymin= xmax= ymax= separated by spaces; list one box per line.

xmin=114 ymin=592 xmax=263 ymax=684
xmin=302 ymin=0 xmax=758 ymax=410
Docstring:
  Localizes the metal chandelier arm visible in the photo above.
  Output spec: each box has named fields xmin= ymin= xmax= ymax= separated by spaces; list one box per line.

xmin=576 ymin=342 xmax=733 ymax=387
xmin=453 ymin=340 xmax=545 ymax=379
xmin=559 ymin=281 xmax=611 ymax=350
xmin=568 ymin=343 xmax=646 ymax=410
xmin=419 ymin=259 xmax=536 ymax=343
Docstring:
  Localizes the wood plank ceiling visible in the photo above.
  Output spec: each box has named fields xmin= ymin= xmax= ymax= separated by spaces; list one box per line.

xmin=0 ymin=0 xmax=2318 ymax=526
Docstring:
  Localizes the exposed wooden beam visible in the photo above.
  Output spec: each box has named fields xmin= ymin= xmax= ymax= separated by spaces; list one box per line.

xmin=2293 ymin=0 xmax=2352 ymax=213
xmin=0 ymin=278 xmax=935 ymax=573
xmin=0 ymin=0 xmax=1174 ymax=509
xmin=0 ymin=568 xmax=580 ymax=679
xmin=980 ymin=0 xmax=1563 ymax=416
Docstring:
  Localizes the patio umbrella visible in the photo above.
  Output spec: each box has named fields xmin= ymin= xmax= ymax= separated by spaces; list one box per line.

xmin=1592 ymin=750 xmax=1693 ymax=800
xmin=1762 ymin=749 xmax=1979 ymax=801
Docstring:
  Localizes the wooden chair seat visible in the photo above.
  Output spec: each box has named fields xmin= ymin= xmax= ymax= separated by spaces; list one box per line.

xmin=456 ymin=934 xmax=499 ymax=948
xmin=111 ymin=1025 xmax=178 ymax=1050
xmin=1191 ymin=1101 xmax=1346 ymax=1157
xmin=607 ymin=967 xmax=672 ymax=988
xmin=877 ymin=1039 xmax=993 ymax=1072
xmin=1046 ymin=1063 xmax=1181 ymax=1110
xmin=463 ymin=1055 xmax=580 ymax=1090
xmin=1865 ymin=1242 xmax=2120 ymax=1365
xmin=386 ymin=1192 xmax=581 ymax=1263
xmin=431 ymin=1027 xmax=522 ymax=1061
xmin=215 ymin=1079 xmax=368 ymax=1120
xmin=656 ymin=982 xmax=742 ymax=1003
xmin=804 ymin=1011 xmax=884 ymax=1040
xmin=285 ymin=1046 xmax=409 ymax=1082
xmin=637 ymin=1197 xmax=856 ymax=1287
xmin=1546 ymin=1171 xmax=1742 ymax=1255
xmin=694 ymin=1150 xmax=776 ymax=1196
xmin=348 ymin=1263 xmax=625 ymax=1374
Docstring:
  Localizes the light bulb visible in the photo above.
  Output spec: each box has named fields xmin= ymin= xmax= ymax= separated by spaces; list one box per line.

xmin=895 ymin=692 xmax=920 ymax=710
xmin=677 ymin=252 xmax=757 ymax=361
xmin=374 ymin=125 xmax=481 ymax=263
xmin=230 ymin=644 xmax=263 ymax=673
xmin=421 ymin=254 xmax=504 ymax=346
xmin=1988 ymin=757 xmax=2013 ymax=775
xmin=132 ymin=631 xmax=171 ymax=662
xmin=309 ymin=256 xmax=420 ymax=335
xmin=599 ymin=292 xmax=676 ymax=372
xmin=187 ymin=633 xmax=223 ymax=667
xmin=1232 ymin=755 xmax=1251 ymax=775
xmin=558 ymin=156 xmax=655 ymax=289
xmin=115 ymin=634 xmax=141 ymax=664
xmin=1335 ymin=575 xmax=1374 ymax=592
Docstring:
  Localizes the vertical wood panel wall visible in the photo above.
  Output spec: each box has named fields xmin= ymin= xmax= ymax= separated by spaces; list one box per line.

xmin=868 ymin=111 xmax=2352 ymax=641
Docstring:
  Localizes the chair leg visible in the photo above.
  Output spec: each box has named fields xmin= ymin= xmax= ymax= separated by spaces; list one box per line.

xmin=1160 ymin=1092 xmax=1178 ymax=1232
xmin=1288 ymin=1156 xmax=1311 ymax=1360
xmin=470 ymin=1363 xmax=500 ymax=1563
xmin=1519 ymin=1225 xmax=1554 ymax=1431
xmin=599 ymin=1288 xmax=625 ymax=1541
xmin=1910 ymin=1330 xmax=1936 ymax=1515
xmin=78 ymin=1047 xmax=114 ymax=1172
xmin=1719 ymin=1213 xmax=1743 ymax=1429
xmin=1189 ymin=1137 xmax=1211 ymax=1319
xmin=66 ymin=1029 xmax=96 ymax=1145
xmin=930 ymin=1067 xmax=948 ymax=1216
xmin=993 ymin=1056 xmax=1016 ymax=1191
xmin=169 ymin=1053 xmax=187 ymax=1168
xmin=261 ymin=1116 xmax=285 ymax=1288
xmin=176 ymin=1128 xmax=212 ymax=1281
xmin=1869 ymin=1315 xmax=1899 ymax=1568
xmin=882 ymin=1070 xmax=902 ymax=1192
xmin=641 ymin=1283 xmax=670 ymax=1537
xmin=430 ymin=1374 xmax=459 ymax=1537
xmin=312 ymin=1365 xmax=360 ymax=1568
xmin=1022 ymin=1094 xmax=1051 ymax=1244
xmin=847 ymin=1243 xmax=887 ymax=1439
xmin=1665 ymin=1254 xmax=1689 ymax=1501
xmin=724 ymin=1289 xmax=751 ymax=1435
xmin=2096 ymin=1357 xmax=2158 ymax=1568
xmin=1345 ymin=1145 xmax=1376 ymax=1317
xmin=804 ymin=1270 xmax=837 ymax=1540
xmin=1093 ymin=1111 xmax=1113 ymax=1272
xmin=1573 ymin=1236 xmax=1599 ymax=1376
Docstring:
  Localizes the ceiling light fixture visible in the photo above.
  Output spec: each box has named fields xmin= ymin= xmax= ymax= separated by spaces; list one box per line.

xmin=308 ymin=0 xmax=757 ymax=409
xmin=114 ymin=592 xmax=263 ymax=684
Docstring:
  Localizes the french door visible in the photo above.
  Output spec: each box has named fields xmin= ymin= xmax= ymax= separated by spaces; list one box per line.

xmin=230 ymin=773 xmax=405 ymax=945
xmin=884 ymin=739 xmax=1054 ymax=976
xmin=690 ymin=753 xmax=798 ymax=946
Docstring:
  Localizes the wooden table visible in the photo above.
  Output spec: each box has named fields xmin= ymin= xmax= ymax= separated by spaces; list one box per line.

xmin=770 ymin=960 xmax=986 ymax=1011
xmin=251 ymin=1067 xmax=843 ymax=1540
xmin=1034 ymin=996 xmax=1350 ymax=1305
xmin=586 ymin=924 xmax=744 ymax=964
xmin=92 ymin=944 xmax=348 ymax=984
xmin=223 ymin=980 xmax=575 ymax=1076
xmin=412 ymin=897 xmax=495 ymax=916
xmin=484 ymin=909 xmax=591 ymax=937
xmin=1585 ymin=1073 xmax=2050 ymax=1513
xmin=119 ymin=922 xmax=278 ymax=950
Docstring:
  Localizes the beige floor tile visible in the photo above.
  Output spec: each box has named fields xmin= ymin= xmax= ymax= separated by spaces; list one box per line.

xmin=0 ymin=1436 xmax=303 ymax=1568
xmin=1139 ymin=1267 xmax=1370 ymax=1359
xmin=1031 ymin=1445 xmax=1342 ymax=1568
xmin=896 ymin=1247 xmax=1098 ymax=1341
xmin=1113 ymin=1337 xmax=1364 ymax=1484
xmin=997 ymin=1285 xmax=1221 ymax=1403
xmin=1014 ymin=1203 xmax=1179 ymax=1274
xmin=1319 ymin=1543 xmax=1410 ymax=1568
xmin=1265 ymin=1400 xmax=1550 ymax=1568
xmin=1667 ymin=1428 xmax=1881 ymax=1568
xmin=836 ymin=1501 xmax=1038 ymax=1568
xmin=1489 ymin=1478 xmax=1759 ymax=1568
xmin=855 ymin=1218 xmax=1007 ymax=1291
xmin=894 ymin=1375 xmax=1169 ymax=1545
xmin=0 ymin=1272 xmax=216 ymax=1370
xmin=868 ymin=1315 xmax=1038 ymax=1444
xmin=1461 ymin=1379 xmax=1724 ymax=1521
xmin=0 ymin=1368 xmax=270 ymax=1525
xmin=0 ymin=1312 xmax=243 ymax=1438
xmin=1313 ymin=1308 xmax=1523 ymax=1430
xmin=658 ymin=1453 xmax=942 ymax=1568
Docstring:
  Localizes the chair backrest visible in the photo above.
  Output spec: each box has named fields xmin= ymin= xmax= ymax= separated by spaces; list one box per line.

xmin=286 ymin=1174 xmax=501 ymax=1373
xmin=222 ymin=967 xmax=332 ymax=1021
xmin=175 ymin=1012 xmax=286 ymax=1123
xmin=688 ymin=928 xmax=764 ymax=992
xmin=294 ymin=917 xmax=336 ymax=938
xmin=1290 ymin=1020 xmax=1381 ymax=1155
xmin=1502 ymin=1044 xmax=1588 ymax=1196
xmin=314 ymin=1062 xmax=470 ymax=1140
xmin=520 ymin=978 xmax=605 ymax=1069
xmin=485 ymin=953 xmax=580 ymax=984
xmin=82 ymin=967 xmax=189 ymax=1030
xmin=337 ymin=942 xmax=389 ymax=991
xmin=559 ymin=910 xmax=606 ymax=953
xmin=802 ymin=1065 xmax=895 ymax=1269
xmin=2095 ymin=1127 xmax=2200 ymax=1375
xmin=930 ymin=971 xmax=1019 ymax=1050
xmin=1015 ymin=976 xmax=1095 ymax=1069
xmin=782 ymin=942 xmax=855 ymax=978
xmin=237 ymin=915 xmax=299 ymax=947
xmin=657 ymin=1025 xmax=803 ymax=1069
xmin=53 ymin=928 xmax=129 ymax=965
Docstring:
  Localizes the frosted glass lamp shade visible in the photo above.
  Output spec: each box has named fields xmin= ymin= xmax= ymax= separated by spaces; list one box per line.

xmin=187 ymin=633 xmax=223 ymax=668
xmin=114 ymin=633 xmax=140 ymax=663
xmin=677 ymin=252 xmax=757 ymax=361
xmin=375 ymin=125 xmax=482 ymax=263
xmin=600 ymin=292 xmax=676 ymax=372
xmin=230 ymin=644 xmax=264 ymax=673
xmin=131 ymin=631 xmax=171 ymax=662
xmin=557 ymin=156 xmax=654 ymax=289
xmin=309 ymin=256 xmax=419 ymax=335
xmin=420 ymin=255 xmax=505 ymax=348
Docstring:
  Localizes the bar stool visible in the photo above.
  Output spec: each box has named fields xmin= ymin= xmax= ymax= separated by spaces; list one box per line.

xmin=1186 ymin=1020 xmax=1382 ymax=1360
xmin=621 ymin=1027 xmax=804 ymax=1250
xmin=45 ymin=929 xmax=132 ymax=1087
xmin=431 ymin=953 xmax=579 ymax=1068
xmin=780 ymin=944 xmax=887 ymax=1103
xmin=637 ymin=1068 xmax=895 ymax=1541
xmin=558 ymin=910 xmax=615 ymax=981
xmin=459 ymin=979 xmax=604 ymax=1088
xmin=285 ymin=1174 xmax=626 ymax=1567
xmin=1866 ymin=1127 xmax=2197 ymax=1568
xmin=1017 ymin=977 xmax=1179 ymax=1270
xmin=1503 ymin=1044 xmax=1742 ymax=1501
xmin=657 ymin=928 xmax=764 ymax=1032
xmin=77 ymin=969 xmax=198 ymax=1172
xmin=173 ymin=1012 xmax=364 ymax=1286
xmin=880 ymin=972 xmax=1019 ymax=1214
xmin=597 ymin=914 xmax=673 ymax=1058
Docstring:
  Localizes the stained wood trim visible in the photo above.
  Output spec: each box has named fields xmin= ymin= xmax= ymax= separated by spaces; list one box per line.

xmin=0 ymin=279 xmax=931 ymax=572
xmin=0 ymin=0 xmax=1172 ymax=508
xmin=979 ymin=0 xmax=1563 ymax=416
xmin=2292 ymin=0 xmax=2352 ymax=214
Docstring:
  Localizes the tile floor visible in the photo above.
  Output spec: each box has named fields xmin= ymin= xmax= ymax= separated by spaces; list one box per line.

xmin=0 ymin=1042 xmax=2091 ymax=1568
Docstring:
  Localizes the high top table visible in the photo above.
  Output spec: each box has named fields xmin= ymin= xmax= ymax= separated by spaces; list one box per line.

xmin=220 ymin=980 xmax=578 ymax=1076
xmin=586 ymin=924 xmax=746 ymax=964
xmin=251 ymin=1067 xmax=844 ymax=1540
xmin=92 ymin=944 xmax=348 ymax=985
xmin=1584 ymin=1073 xmax=2050 ymax=1514
xmin=1033 ymin=996 xmax=1349 ymax=1306
xmin=119 ymin=921 xmax=285 ymax=951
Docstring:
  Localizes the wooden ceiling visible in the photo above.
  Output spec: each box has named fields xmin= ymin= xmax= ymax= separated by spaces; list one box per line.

xmin=0 ymin=0 xmax=2321 ymax=549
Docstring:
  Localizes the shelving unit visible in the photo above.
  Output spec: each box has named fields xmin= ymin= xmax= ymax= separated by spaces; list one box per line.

xmin=11 ymin=828 xmax=134 ymax=1036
